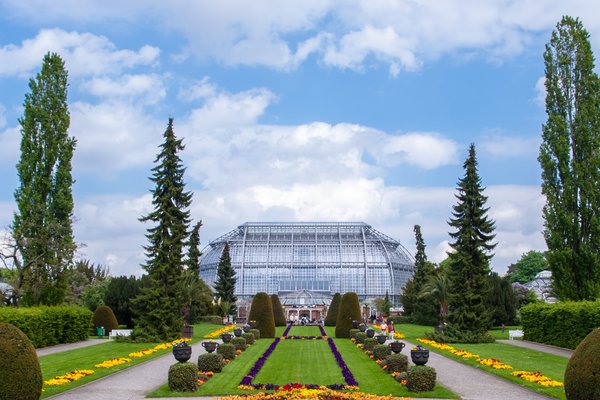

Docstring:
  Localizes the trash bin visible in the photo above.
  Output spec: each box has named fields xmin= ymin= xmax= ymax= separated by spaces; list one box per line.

xmin=97 ymin=326 xmax=105 ymax=337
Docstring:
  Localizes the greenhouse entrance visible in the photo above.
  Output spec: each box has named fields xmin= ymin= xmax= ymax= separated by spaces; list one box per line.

xmin=279 ymin=289 xmax=331 ymax=324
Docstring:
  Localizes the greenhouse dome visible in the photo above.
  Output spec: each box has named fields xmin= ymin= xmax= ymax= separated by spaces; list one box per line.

xmin=199 ymin=222 xmax=414 ymax=309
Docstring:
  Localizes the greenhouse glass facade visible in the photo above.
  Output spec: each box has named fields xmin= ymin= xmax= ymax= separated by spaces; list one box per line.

xmin=199 ymin=222 xmax=414 ymax=305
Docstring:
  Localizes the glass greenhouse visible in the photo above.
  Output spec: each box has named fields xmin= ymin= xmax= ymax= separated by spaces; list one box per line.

xmin=200 ymin=222 xmax=414 ymax=306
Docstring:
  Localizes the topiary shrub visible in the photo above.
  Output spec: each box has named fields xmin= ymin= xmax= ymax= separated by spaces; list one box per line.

xmin=232 ymin=337 xmax=247 ymax=350
xmin=385 ymin=353 xmax=408 ymax=373
xmin=325 ymin=292 xmax=341 ymax=327
xmin=248 ymin=292 xmax=275 ymax=338
xmin=216 ymin=342 xmax=237 ymax=360
xmin=250 ymin=328 xmax=260 ymax=341
xmin=564 ymin=327 xmax=600 ymax=400
xmin=92 ymin=305 xmax=118 ymax=335
xmin=363 ymin=338 xmax=377 ymax=351
xmin=355 ymin=332 xmax=367 ymax=344
xmin=407 ymin=365 xmax=436 ymax=392
xmin=373 ymin=344 xmax=391 ymax=360
xmin=335 ymin=292 xmax=361 ymax=338
xmin=197 ymin=352 xmax=225 ymax=373
xmin=270 ymin=294 xmax=287 ymax=326
xmin=242 ymin=332 xmax=255 ymax=345
xmin=349 ymin=329 xmax=360 ymax=339
xmin=0 ymin=323 xmax=43 ymax=400
xmin=168 ymin=362 xmax=198 ymax=392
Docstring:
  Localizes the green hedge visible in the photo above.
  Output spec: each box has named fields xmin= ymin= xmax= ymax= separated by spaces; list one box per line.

xmin=0 ymin=306 xmax=92 ymax=348
xmin=520 ymin=301 xmax=600 ymax=349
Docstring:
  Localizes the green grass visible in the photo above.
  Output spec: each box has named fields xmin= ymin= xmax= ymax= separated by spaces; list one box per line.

xmin=488 ymin=325 xmax=522 ymax=340
xmin=287 ymin=325 xmax=324 ymax=336
xmin=193 ymin=323 xmax=226 ymax=338
xmin=254 ymin=339 xmax=343 ymax=385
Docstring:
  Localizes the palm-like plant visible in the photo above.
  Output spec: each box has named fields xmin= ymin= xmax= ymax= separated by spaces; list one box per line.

xmin=419 ymin=273 xmax=450 ymax=325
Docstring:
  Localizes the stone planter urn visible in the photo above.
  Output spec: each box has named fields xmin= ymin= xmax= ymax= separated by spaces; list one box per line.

xmin=243 ymin=325 xmax=251 ymax=333
xmin=248 ymin=321 xmax=257 ymax=329
xmin=375 ymin=334 xmax=388 ymax=344
xmin=352 ymin=320 xmax=360 ymax=329
xmin=389 ymin=341 xmax=405 ymax=353
xmin=201 ymin=341 xmax=218 ymax=354
xmin=358 ymin=324 xmax=366 ymax=332
xmin=173 ymin=343 xmax=192 ymax=362
xmin=411 ymin=349 xmax=430 ymax=365
xmin=221 ymin=332 xmax=233 ymax=343
xmin=233 ymin=328 xmax=243 ymax=337
xmin=366 ymin=328 xmax=375 ymax=338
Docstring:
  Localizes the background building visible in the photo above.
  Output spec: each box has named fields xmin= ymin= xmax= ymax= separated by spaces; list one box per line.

xmin=200 ymin=222 xmax=414 ymax=318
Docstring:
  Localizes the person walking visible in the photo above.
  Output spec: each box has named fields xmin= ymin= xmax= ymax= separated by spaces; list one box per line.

xmin=388 ymin=320 xmax=394 ymax=339
xmin=380 ymin=320 xmax=387 ymax=335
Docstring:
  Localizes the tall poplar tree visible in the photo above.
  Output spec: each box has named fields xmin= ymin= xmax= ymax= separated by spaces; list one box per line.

xmin=132 ymin=118 xmax=192 ymax=341
xmin=446 ymin=144 xmax=496 ymax=342
xmin=539 ymin=16 xmax=600 ymax=300
xmin=213 ymin=242 xmax=237 ymax=315
xmin=12 ymin=52 xmax=76 ymax=305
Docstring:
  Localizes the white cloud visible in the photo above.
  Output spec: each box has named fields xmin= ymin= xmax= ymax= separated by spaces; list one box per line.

xmin=480 ymin=134 xmax=540 ymax=159
xmin=178 ymin=77 xmax=218 ymax=102
xmin=0 ymin=29 xmax=159 ymax=78
xmin=0 ymin=126 xmax=20 ymax=166
xmin=0 ymin=104 xmax=6 ymax=128
xmin=534 ymin=76 xmax=547 ymax=107
xmin=82 ymin=74 xmax=166 ymax=104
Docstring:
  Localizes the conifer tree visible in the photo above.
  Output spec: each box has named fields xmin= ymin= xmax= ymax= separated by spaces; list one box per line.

xmin=186 ymin=221 xmax=203 ymax=276
xmin=12 ymin=52 xmax=76 ymax=305
xmin=132 ymin=118 xmax=192 ymax=341
xmin=410 ymin=225 xmax=438 ymax=325
xmin=446 ymin=144 xmax=496 ymax=341
xmin=214 ymin=242 xmax=237 ymax=315
xmin=539 ymin=16 xmax=600 ymax=300
xmin=182 ymin=220 xmax=213 ymax=323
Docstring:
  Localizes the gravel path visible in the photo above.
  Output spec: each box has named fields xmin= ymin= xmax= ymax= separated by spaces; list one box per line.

xmin=497 ymin=339 xmax=573 ymax=358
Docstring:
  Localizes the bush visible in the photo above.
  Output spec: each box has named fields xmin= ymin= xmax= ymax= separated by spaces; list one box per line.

xmin=248 ymin=292 xmax=275 ymax=338
xmin=168 ymin=362 xmax=198 ymax=392
xmin=325 ymin=293 xmax=341 ymax=326
xmin=250 ymin=328 xmax=260 ymax=340
xmin=335 ymin=292 xmax=361 ymax=338
xmin=92 ymin=305 xmax=119 ymax=335
xmin=564 ymin=327 xmax=600 ymax=399
xmin=197 ymin=315 xmax=223 ymax=324
xmin=217 ymin=343 xmax=236 ymax=360
xmin=231 ymin=337 xmax=247 ymax=350
xmin=270 ymin=294 xmax=287 ymax=326
xmin=407 ymin=365 xmax=436 ymax=392
xmin=242 ymin=332 xmax=255 ymax=345
xmin=385 ymin=353 xmax=408 ymax=373
xmin=0 ymin=323 xmax=43 ymax=400
xmin=373 ymin=344 xmax=391 ymax=360
xmin=0 ymin=306 xmax=91 ymax=348
xmin=363 ymin=338 xmax=377 ymax=351
xmin=197 ymin=352 xmax=225 ymax=373
xmin=355 ymin=332 xmax=367 ymax=344
xmin=392 ymin=316 xmax=412 ymax=324
xmin=521 ymin=301 xmax=600 ymax=349
xmin=426 ymin=324 xmax=494 ymax=344
xmin=349 ymin=329 xmax=360 ymax=339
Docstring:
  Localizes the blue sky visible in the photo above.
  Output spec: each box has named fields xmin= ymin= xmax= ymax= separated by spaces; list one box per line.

xmin=1 ymin=1 xmax=599 ymax=277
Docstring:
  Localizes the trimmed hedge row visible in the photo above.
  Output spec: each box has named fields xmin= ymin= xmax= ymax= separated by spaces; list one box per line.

xmin=520 ymin=301 xmax=600 ymax=349
xmin=0 ymin=306 xmax=92 ymax=348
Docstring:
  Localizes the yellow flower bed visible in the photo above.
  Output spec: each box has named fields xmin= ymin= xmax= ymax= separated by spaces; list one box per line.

xmin=218 ymin=387 xmax=407 ymax=399
xmin=393 ymin=332 xmax=405 ymax=339
xmin=44 ymin=370 xmax=94 ymax=386
xmin=94 ymin=357 xmax=132 ymax=368
xmin=450 ymin=349 xmax=479 ymax=359
xmin=479 ymin=358 xmax=512 ymax=370
xmin=511 ymin=371 xmax=564 ymax=387
xmin=129 ymin=348 xmax=157 ymax=358
xmin=205 ymin=325 xmax=236 ymax=338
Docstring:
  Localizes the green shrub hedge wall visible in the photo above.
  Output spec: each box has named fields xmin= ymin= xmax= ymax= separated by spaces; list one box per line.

xmin=0 ymin=306 xmax=92 ymax=348
xmin=520 ymin=301 xmax=600 ymax=349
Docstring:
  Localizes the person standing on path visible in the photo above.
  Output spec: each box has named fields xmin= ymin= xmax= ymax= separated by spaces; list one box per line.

xmin=388 ymin=321 xmax=394 ymax=339
xmin=380 ymin=320 xmax=387 ymax=336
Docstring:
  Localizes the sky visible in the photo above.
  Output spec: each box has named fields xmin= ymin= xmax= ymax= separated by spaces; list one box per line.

xmin=1 ymin=1 xmax=599 ymax=278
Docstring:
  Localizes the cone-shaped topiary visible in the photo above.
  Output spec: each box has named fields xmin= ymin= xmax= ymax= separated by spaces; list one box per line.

xmin=270 ymin=294 xmax=287 ymax=326
xmin=0 ymin=323 xmax=43 ymax=400
xmin=325 ymin=292 xmax=341 ymax=326
xmin=565 ymin=327 xmax=600 ymax=399
xmin=248 ymin=292 xmax=275 ymax=338
xmin=92 ymin=305 xmax=119 ymax=335
xmin=335 ymin=292 xmax=361 ymax=338
xmin=168 ymin=362 xmax=198 ymax=392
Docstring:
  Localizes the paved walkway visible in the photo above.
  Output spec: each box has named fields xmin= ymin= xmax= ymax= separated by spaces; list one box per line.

xmin=497 ymin=339 xmax=573 ymax=358
xmin=37 ymin=339 xmax=106 ymax=357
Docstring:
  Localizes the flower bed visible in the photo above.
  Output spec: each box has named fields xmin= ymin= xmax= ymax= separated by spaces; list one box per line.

xmin=44 ymin=370 xmax=95 ymax=386
xmin=204 ymin=325 xmax=236 ymax=338
xmin=219 ymin=386 xmax=406 ymax=399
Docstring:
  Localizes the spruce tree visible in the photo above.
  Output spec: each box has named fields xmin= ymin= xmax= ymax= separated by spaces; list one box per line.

xmin=539 ymin=16 xmax=600 ymax=300
xmin=446 ymin=144 xmax=496 ymax=341
xmin=214 ymin=242 xmax=237 ymax=315
xmin=132 ymin=118 xmax=192 ymax=341
xmin=186 ymin=221 xmax=203 ymax=276
xmin=12 ymin=52 xmax=76 ymax=305
xmin=183 ymin=220 xmax=213 ymax=323
xmin=410 ymin=225 xmax=438 ymax=325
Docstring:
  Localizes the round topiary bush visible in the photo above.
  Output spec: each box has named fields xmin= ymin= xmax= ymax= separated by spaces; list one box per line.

xmin=349 ymin=329 xmax=360 ymax=339
xmin=335 ymin=292 xmax=361 ymax=338
xmin=92 ymin=305 xmax=119 ymax=335
xmin=250 ymin=328 xmax=260 ymax=340
xmin=373 ymin=344 xmax=391 ymax=360
xmin=407 ymin=365 xmax=436 ymax=392
xmin=242 ymin=332 xmax=255 ymax=345
xmin=363 ymin=338 xmax=377 ymax=351
xmin=385 ymin=353 xmax=408 ymax=373
xmin=565 ymin=327 xmax=600 ymax=400
xmin=355 ymin=332 xmax=367 ymax=344
xmin=248 ymin=292 xmax=276 ymax=338
xmin=325 ymin=293 xmax=341 ymax=326
xmin=0 ymin=323 xmax=43 ymax=400
xmin=168 ymin=362 xmax=198 ymax=392
xmin=216 ymin=342 xmax=237 ymax=360
xmin=232 ymin=337 xmax=247 ymax=350
xmin=270 ymin=294 xmax=287 ymax=326
xmin=197 ymin=352 xmax=225 ymax=373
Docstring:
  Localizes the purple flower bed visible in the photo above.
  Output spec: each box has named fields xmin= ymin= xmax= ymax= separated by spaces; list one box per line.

xmin=319 ymin=324 xmax=327 ymax=336
xmin=240 ymin=337 xmax=281 ymax=386
xmin=327 ymin=338 xmax=359 ymax=386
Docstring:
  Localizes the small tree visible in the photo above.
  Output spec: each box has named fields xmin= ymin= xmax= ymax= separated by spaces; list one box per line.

xmin=506 ymin=251 xmax=548 ymax=284
xmin=419 ymin=270 xmax=450 ymax=326
xmin=248 ymin=292 xmax=275 ymax=338
xmin=214 ymin=243 xmax=237 ymax=315
xmin=382 ymin=290 xmax=392 ymax=316
xmin=104 ymin=275 xmax=141 ymax=328
xmin=325 ymin=292 xmax=341 ymax=326
xmin=411 ymin=226 xmax=438 ymax=325
xmin=270 ymin=294 xmax=286 ymax=326
xmin=335 ymin=292 xmax=361 ymax=338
